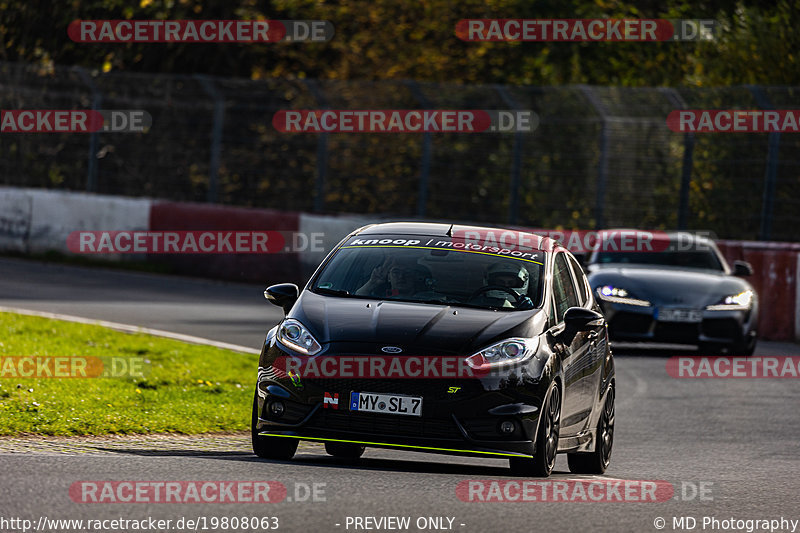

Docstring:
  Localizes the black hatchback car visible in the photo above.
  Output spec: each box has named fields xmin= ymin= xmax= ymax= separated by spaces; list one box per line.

xmin=253 ymin=222 xmax=615 ymax=476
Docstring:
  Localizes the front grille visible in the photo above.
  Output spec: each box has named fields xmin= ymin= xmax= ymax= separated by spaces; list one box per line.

xmin=702 ymin=318 xmax=741 ymax=340
xmin=610 ymin=312 xmax=653 ymax=335
xmin=303 ymin=378 xmax=483 ymax=402
xmin=305 ymin=408 xmax=462 ymax=440
xmin=654 ymin=322 xmax=700 ymax=343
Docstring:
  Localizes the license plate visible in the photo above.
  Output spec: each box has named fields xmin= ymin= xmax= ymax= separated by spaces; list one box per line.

xmin=658 ymin=308 xmax=703 ymax=323
xmin=349 ymin=392 xmax=422 ymax=417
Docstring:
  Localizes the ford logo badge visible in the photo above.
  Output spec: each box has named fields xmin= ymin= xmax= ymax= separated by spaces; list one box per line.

xmin=381 ymin=346 xmax=403 ymax=354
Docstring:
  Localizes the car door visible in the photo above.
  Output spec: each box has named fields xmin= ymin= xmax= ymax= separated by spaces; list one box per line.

xmin=566 ymin=254 xmax=607 ymax=411
xmin=549 ymin=252 xmax=591 ymax=435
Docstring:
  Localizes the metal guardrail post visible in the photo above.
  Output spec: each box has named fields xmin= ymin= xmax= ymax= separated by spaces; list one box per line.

xmin=660 ymin=88 xmax=695 ymax=230
xmin=73 ymin=67 xmax=101 ymax=193
xmin=748 ymin=85 xmax=780 ymax=241
xmin=196 ymin=75 xmax=224 ymax=204
xmin=494 ymin=84 xmax=524 ymax=225
xmin=578 ymin=86 xmax=610 ymax=230
xmin=404 ymin=80 xmax=433 ymax=218
xmin=302 ymin=79 xmax=330 ymax=213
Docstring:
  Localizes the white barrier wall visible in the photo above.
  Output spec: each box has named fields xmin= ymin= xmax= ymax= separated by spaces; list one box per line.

xmin=0 ymin=188 xmax=32 ymax=252
xmin=1 ymin=186 xmax=798 ymax=341
xmin=297 ymin=212 xmax=372 ymax=274
xmin=0 ymin=187 xmax=152 ymax=258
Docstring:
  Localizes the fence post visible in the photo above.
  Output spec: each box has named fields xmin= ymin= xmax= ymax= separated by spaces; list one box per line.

xmin=494 ymin=84 xmax=524 ymax=225
xmin=196 ymin=75 xmax=224 ymax=204
xmin=578 ymin=86 xmax=609 ymax=230
xmin=660 ymin=88 xmax=695 ymax=230
xmin=748 ymin=85 xmax=780 ymax=241
xmin=73 ymin=67 xmax=101 ymax=193
xmin=303 ymin=79 xmax=329 ymax=213
xmin=404 ymin=80 xmax=433 ymax=218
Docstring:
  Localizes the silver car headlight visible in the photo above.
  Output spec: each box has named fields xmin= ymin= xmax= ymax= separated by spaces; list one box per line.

xmin=596 ymin=285 xmax=651 ymax=307
xmin=276 ymin=318 xmax=322 ymax=355
xmin=466 ymin=337 xmax=539 ymax=370
xmin=706 ymin=290 xmax=754 ymax=311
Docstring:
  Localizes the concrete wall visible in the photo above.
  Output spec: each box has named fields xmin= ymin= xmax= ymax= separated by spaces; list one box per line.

xmin=1 ymin=186 xmax=797 ymax=341
xmin=717 ymin=240 xmax=800 ymax=342
xmin=0 ymin=186 xmax=150 ymax=257
xmin=148 ymin=200 xmax=302 ymax=284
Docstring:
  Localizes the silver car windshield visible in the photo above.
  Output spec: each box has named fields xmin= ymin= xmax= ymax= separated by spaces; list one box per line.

xmin=595 ymin=250 xmax=724 ymax=271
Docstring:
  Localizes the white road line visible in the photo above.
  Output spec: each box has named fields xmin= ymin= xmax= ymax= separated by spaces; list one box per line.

xmin=0 ymin=305 xmax=260 ymax=354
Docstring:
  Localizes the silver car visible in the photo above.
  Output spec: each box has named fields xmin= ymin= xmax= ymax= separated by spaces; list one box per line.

xmin=585 ymin=231 xmax=757 ymax=355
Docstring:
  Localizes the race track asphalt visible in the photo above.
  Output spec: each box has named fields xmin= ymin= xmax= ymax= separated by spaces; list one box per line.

xmin=1 ymin=257 xmax=799 ymax=533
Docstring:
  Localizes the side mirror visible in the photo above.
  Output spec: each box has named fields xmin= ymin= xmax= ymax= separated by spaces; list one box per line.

xmin=563 ymin=307 xmax=604 ymax=340
xmin=733 ymin=260 xmax=753 ymax=277
xmin=264 ymin=283 xmax=299 ymax=314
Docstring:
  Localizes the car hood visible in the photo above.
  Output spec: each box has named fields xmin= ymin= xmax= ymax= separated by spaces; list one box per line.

xmin=289 ymin=291 xmax=545 ymax=354
xmin=587 ymin=265 xmax=754 ymax=307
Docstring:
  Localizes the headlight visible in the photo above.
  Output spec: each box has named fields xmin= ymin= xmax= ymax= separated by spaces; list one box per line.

xmin=596 ymin=285 xmax=651 ymax=307
xmin=466 ymin=337 xmax=539 ymax=370
xmin=276 ymin=319 xmax=322 ymax=355
xmin=706 ymin=290 xmax=754 ymax=311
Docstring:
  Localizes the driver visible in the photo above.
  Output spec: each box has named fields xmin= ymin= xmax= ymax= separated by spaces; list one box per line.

xmin=355 ymin=257 xmax=432 ymax=299
xmin=480 ymin=262 xmax=531 ymax=308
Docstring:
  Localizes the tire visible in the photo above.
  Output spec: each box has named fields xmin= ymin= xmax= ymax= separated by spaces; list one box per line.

xmin=568 ymin=385 xmax=614 ymax=475
xmin=251 ymin=392 xmax=298 ymax=460
xmin=509 ymin=383 xmax=561 ymax=477
xmin=325 ymin=441 xmax=366 ymax=459
xmin=730 ymin=336 xmax=757 ymax=356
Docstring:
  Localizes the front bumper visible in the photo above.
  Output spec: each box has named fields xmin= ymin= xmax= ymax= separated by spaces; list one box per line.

xmin=256 ymin=418 xmax=536 ymax=458
xmin=255 ymin=344 xmax=550 ymax=458
xmin=600 ymin=301 xmax=756 ymax=346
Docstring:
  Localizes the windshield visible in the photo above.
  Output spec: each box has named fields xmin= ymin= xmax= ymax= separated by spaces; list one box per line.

xmin=311 ymin=235 xmax=545 ymax=310
xmin=595 ymin=249 xmax=724 ymax=271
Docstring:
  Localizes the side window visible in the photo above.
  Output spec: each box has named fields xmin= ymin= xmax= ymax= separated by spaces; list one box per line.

xmin=567 ymin=255 xmax=590 ymax=306
xmin=552 ymin=253 xmax=579 ymax=322
xmin=548 ymin=297 xmax=558 ymax=328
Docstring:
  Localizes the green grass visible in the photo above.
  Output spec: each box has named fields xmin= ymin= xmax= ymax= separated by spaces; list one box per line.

xmin=0 ymin=312 xmax=259 ymax=436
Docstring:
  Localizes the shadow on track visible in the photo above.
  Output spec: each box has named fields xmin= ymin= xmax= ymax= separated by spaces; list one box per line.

xmin=611 ymin=342 xmax=698 ymax=358
xmin=87 ymin=446 xmax=517 ymax=476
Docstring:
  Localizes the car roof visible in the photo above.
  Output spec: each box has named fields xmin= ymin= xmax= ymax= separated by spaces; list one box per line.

xmin=352 ymin=222 xmax=562 ymax=252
